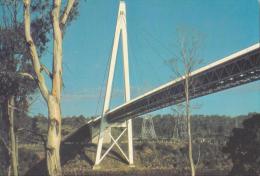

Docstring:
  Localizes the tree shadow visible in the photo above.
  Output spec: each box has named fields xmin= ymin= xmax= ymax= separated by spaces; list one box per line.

xmin=223 ymin=113 xmax=260 ymax=176
xmin=25 ymin=123 xmax=128 ymax=175
xmin=25 ymin=123 xmax=93 ymax=176
xmin=83 ymin=143 xmax=129 ymax=165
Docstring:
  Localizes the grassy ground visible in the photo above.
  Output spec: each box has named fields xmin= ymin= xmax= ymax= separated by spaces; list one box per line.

xmin=60 ymin=141 xmax=229 ymax=176
xmin=19 ymin=122 xmax=232 ymax=176
xmin=18 ymin=137 xmax=230 ymax=176
xmin=63 ymin=168 xmax=227 ymax=176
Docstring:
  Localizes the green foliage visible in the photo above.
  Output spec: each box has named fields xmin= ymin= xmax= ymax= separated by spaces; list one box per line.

xmin=0 ymin=1 xmax=80 ymax=173
xmin=0 ymin=0 xmax=50 ymax=98
xmin=0 ymin=0 xmax=80 ymax=105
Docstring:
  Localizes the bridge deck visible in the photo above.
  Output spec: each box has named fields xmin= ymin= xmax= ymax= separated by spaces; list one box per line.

xmin=104 ymin=43 xmax=260 ymax=123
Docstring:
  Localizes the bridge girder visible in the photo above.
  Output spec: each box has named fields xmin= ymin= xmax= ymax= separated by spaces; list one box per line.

xmin=105 ymin=44 xmax=260 ymax=123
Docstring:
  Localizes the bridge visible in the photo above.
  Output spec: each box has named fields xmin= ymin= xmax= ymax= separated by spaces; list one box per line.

xmin=63 ymin=1 xmax=260 ymax=170
xmin=19 ymin=1 xmax=260 ymax=174
xmin=85 ymin=42 xmax=260 ymax=169
xmin=86 ymin=42 xmax=260 ymax=125
xmin=105 ymin=43 xmax=260 ymax=123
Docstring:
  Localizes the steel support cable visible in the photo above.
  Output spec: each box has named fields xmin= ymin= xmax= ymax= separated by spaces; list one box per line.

xmin=128 ymin=31 xmax=148 ymax=96
xmin=24 ymin=47 xmax=66 ymax=90
xmin=130 ymin=20 xmax=174 ymax=55
xmin=63 ymin=61 xmax=74 ymax=78
xmin=126 ymin=30 xmax=142 ymax=84
xmin=42 ymin=48 xmax=78 ymax=92
xmin=131 ymin=21 xmax=179 ymax=76
xmin=141 ymin=26 xmax=175 ymax=56
xmin=138 ymin=33 xmax=163 ymax=82
xmin=135 ymin=29 xmax=165 ymax=83
xmin=139 ymin=27 xmax=184 ymax=76
xmin=135 ymin=32 xmax=170 ymax=113
xmin=121 ymin=16 xmax=149 ymax=95
xmin=46 ymin=35 xmax=113 ymax=115
xmin=94 ymin=40 xmax=114 ymax=116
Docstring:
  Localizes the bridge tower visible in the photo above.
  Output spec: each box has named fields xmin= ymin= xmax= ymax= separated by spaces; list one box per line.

xmin=141 ymin=115 xmax=157 ymax=140
xmin=172 ymin=114 xmax=188 ymax=140
xmin=93 ymin=1 xmax=134 ymax=169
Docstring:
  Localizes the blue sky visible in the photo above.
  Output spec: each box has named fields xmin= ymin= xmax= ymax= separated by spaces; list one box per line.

xmin=30 ymin=0 xmax=260 ymax=117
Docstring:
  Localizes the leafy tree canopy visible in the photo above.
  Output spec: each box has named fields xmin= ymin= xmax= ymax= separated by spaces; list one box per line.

xmin=0 ymin=0 xmax=79 ymax=108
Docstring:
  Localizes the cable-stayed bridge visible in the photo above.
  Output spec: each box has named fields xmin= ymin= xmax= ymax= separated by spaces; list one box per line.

xmin=87 ymin=42 xmax=260 ymax=127
xmin=78 ymin=41 xmax=260 ymax=169
xmin=105 ymin=43 xmax=260 ymax=123
xmin=24 ymin=1 xmax=260 ymax=174
xmin=65 ymin=1 xmax=260 ymax=169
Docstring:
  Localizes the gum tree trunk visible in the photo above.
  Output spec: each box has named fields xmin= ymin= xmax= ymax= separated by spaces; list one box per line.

xmin=185 ymin=76 xmax=195 ymax=176
xmin=23 ymin=0 xmax=76 ymax=175
xmin=8 ymin=96 xmax=18 ymax=176
xmin=46 ymin=96 xmax=62 ymax=175
xmin=45 ymin=0 xmax=63 ymax=174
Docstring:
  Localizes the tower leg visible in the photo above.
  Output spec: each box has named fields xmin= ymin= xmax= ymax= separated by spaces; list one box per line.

xmin=93 ymin=1 xmax=134 ymax=169
xmin=127 ymin=119 xmax=134 ymax=167
xmin=93 ymin=119 xmax=107 ymax=169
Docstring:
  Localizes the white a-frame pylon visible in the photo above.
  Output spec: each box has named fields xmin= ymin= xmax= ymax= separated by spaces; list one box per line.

xmin=93 ymin=1 xmax=134 ymax=169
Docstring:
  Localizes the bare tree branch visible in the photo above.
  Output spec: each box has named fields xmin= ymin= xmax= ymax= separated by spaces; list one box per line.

xmin=19 ymin=72 xmax=35 ymax=80
xmin=23 ymin=0 xmax=49 ymax=102
xmin=60 ymin=0 xmax=75 ymax=30
xmin=41 ymin=64 xmax=53 ymax=79
xmin=195 ymin=143 xmax=201 ymax=169
xmin=0 ymin=134 xmax=10 ymax=153
xmin=51 ymin=0 xmax=63 ymax=101
xmin=168 ymin=29 xmax=203 ymax=176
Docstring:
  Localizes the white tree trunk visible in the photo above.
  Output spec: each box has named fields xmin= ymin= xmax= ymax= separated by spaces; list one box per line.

xmin=185 ymin=76 xmax=195 ymax=176
xmin=8 ymin=96 xmax=18 ymax=176
xmin=46 ymin=96 xmax=62 ymax=176
xmin=23 ymin=0 xmax=76 ymax=175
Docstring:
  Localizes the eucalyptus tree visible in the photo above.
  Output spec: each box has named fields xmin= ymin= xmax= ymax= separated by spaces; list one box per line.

xmin=0 ymin=1 xmax=48 ymax=175
xmin=23 ymin=0 xmax=78 ymax=175
xmin=0 ymin=0 xmax=79 ymax=175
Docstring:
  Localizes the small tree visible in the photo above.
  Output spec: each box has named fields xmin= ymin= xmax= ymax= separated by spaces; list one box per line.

xmin=167 ymin=29 xmax=203 ymax=176
xmin=23 ymin=0 xmax=78 ymax=175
